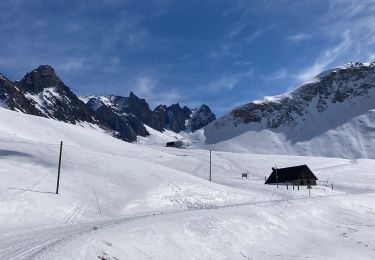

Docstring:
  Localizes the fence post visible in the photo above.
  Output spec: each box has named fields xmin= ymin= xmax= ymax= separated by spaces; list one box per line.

xmin=56 ymin=141 xmax=63 ymax=194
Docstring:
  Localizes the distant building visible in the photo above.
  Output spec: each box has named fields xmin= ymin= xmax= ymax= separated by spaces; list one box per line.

xmin=265 ymin=165 xmax=318 ymax=186
xmin=166 ymin=141 xmax=184 ymax=148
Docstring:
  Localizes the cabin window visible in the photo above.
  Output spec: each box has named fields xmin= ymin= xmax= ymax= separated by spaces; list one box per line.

xmin=301 ymin=180 xmax=304 ymax=185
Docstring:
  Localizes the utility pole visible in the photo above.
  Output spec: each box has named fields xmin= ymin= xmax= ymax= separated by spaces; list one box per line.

xmin=56 ymin=141 xmax=63 ymax=194
xmin=209 ymin=150 xmax=212 ymax=182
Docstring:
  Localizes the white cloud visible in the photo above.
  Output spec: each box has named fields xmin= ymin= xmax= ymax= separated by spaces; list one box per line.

xmin=233 ymin=60 xmax=252 ymax=66
xmin=133 ymin=76 xmax=181 ymax=106
xmin=207 ymin=70 xmax=253 ymax=92
xmin=57 ymin=59 xmax=86 ymax=72
xmin=246 ymin=29 xmax=265 ymax=43
xmin=134 ymin=76 xmax=157 ymax=96
xmin=209 ymin=44 xmax=233 ymax=60
xmin=287 ymin=33 xmax=312 ymax=43
xmin=265 ymin=68 xmax=287 ymax=81
xmin=295 ymin=31 xmax=352 ymax=82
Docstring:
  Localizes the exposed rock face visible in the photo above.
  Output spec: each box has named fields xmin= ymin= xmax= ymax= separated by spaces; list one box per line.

xmin=226 ymin=62 xmax=375 ymax=129
xmin=0 ymin=65 xmax=96 ymax=124
xmin=0 ymin=73 xmax=43 ymax=115
xmin=1 ymin=65 xmax=216 ymax=142
xmin=162 ymin=103 xmax=192 ymax=133
xmin=85 ymin=94 xmax=211 ymax=136
xmin=188 ymin=104 xmax=216 ymax=132
xmin=152 ymin=103 xmax=201 ymax=133
xmin=86 ymin=95 xmax=149 ymax=142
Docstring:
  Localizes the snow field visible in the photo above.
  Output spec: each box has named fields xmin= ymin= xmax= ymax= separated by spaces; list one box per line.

xmin=1 ymin=107 xmax=375 ymax=259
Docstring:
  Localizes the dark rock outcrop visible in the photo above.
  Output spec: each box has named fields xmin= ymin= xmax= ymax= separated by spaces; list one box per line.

xmin=3 ymin=65 xmax=97 ymax=124
xmin=188 ymin=104 xmax=216 ymax=132
xmin=151 ymin=103 xmax=193 ymax=133
xmin=0 ymin=73 xmax=43 ymax=116
xmin=215 ymin=62 xmax=375 ymax=129
xmin=1 ymin=65 xmax=217 ymax=143
xmin=86 ymin=95 xmax=149 ymax=142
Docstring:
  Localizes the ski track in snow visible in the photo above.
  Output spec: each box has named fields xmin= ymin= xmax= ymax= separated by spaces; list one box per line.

xmin=1 ymin=187 xmax=374 ymax=260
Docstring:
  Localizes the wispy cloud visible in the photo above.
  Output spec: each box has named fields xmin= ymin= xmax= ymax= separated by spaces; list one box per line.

xmin=209 ymin=44 xmax=234 ymax=60
xmin=134 ymin=76 xmax=181 ymax=107
xmin=286 ymin=33 xmax=312 ymax=43
xmin=207 ymin=70 xmax=253 ymax=93
xmin=264 ymin=68 xmax=287 ymax=81
xmin=295 ymin=31 xmax=352 ymax=82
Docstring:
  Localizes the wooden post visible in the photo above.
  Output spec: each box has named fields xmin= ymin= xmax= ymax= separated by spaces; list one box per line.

xmin=209 ymin=150 xmax=212 ymax=182
xmin=287 ymin=183 xmax=288 ymax=190
xmin=56 ymin=141 xmax=63 ymax=194
xmin=293 ymin=184 xmax=295 ymax=190
xmin=298 ymin=184 xmax=299 ymax=190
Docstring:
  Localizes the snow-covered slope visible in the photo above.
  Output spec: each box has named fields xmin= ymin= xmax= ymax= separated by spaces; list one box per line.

xmin=0 ymin=107 xmax=253 ymax=229
xmin=1 ymin=106 xmax=375 ymax=259
xmin=205 ymin=62 xmax=375 ymax=159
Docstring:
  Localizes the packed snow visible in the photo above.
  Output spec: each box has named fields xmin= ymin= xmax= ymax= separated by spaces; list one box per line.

xmin=0 ymin=107 xmax=375 ymax=259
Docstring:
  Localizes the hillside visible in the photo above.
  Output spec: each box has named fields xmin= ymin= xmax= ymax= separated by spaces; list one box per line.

xmin=1 ymin=107 xmax=375 ymax=259
xmin=204 ymin=62 xmax=375 ymax=159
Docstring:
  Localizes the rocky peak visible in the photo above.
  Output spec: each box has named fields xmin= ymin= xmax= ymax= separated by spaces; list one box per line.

xmin=214 ymin=61 xmax=375 ymax=130
xmin=16 ymin=65 xmax=63 ymax=94
xmin=4 ymin=65 xmax=96 ymax=124
xmin=188 ymin=104 xmax=216 ymax=132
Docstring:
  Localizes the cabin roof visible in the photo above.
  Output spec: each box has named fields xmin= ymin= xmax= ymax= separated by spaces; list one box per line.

xmin=265 ymin=165 xmax=318 ymax=184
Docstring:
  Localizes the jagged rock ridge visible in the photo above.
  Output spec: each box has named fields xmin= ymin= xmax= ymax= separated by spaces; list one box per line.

xmin=228 ymin=62 xmax=375 ymax=129
xmin=1 ymin=65 xmax=96 ymax=124
xmin=0 ymin=64 xmax=216 ymax=142
xmin=204 ymin=62 xmax=375 ymax=159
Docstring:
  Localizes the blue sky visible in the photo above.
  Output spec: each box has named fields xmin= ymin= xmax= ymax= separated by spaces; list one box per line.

xmin=1 ymin=0 xmax=375 ymax=115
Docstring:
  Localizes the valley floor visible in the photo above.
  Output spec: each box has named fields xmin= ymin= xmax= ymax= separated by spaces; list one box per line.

xmin=0 ymin=108 xmax=375 ymax=259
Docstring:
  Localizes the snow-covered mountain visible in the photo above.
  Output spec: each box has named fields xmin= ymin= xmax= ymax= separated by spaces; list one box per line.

xmin=0 ymin=65 xmax=96 ymax=124
xmin=84 ymin=94 xmax=216 ymax=141
xmin=0 ymin=65 xmax=216 ymax=142
xmin=204 ymin=62 xmax=375 ymax=159
xmin=187 ymin=104 xmax=216 ymax=132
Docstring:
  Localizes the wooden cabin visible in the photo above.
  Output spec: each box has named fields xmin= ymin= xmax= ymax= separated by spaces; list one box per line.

xmin=265 ymin=165 xmax=318 ymax=186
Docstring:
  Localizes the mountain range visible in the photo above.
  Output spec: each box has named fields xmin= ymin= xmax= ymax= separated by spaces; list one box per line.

xmin=204 ymin=62 xmax=375 ymax=159
xmin=2 ymin=62 xmax=375 ymax=159
xmin=0 ymin=65 xmax=216 ymax=142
